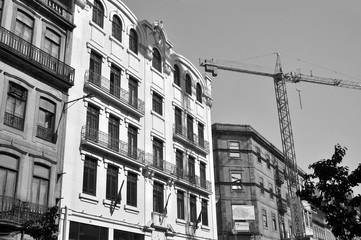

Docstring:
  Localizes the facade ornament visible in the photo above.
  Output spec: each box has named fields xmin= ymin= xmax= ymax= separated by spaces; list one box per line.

xmin=163 ymin=62 xmax=172 ymax=76
xmin=139 ymin=44 xmax=153 ymax=61
xmin=152 ymin=20 xmax=164 ymax=45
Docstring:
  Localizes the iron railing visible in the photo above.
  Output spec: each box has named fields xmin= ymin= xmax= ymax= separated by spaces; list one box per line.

xmin=36 ymin=125 xmax=55 ymax=143
xmin=85 ymin=70 xmax=145 ymax=114
xmin=3 ymin=112 xmax=24 ymax=130
xmin=81 ymin=126 xmax=145 ymax=164
xmin=37 ymin=0 xmax=73 ymax=22
xmin=144 ymin=154 xmax=176 ymax=176
xmin=173 ymin=124 xmax=210 ymax=153
xmin=175 ymin=168 xmax=212 ymax=191
xmin=0 ymin=195 xmax=48 ymax=224
xmin=0 ymin=26 xmax=75 ymax=85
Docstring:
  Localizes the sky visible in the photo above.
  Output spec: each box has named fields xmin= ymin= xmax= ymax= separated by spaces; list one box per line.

xmin=122 ymin=0 xmax=361 ymax=194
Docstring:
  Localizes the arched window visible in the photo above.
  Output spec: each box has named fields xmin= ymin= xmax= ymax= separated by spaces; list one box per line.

xmin=92 ymin=0 xmax=104 ymax=28
xmin=196 ymin=83 xmax=202 ymax=103
xmin=152 ymin=48 xmax=162 ymax=72
xmin=112 ymin=15 xmax=122 ymax=42
xmin=185 ymin=74 xmax=192 ymax=95
xmin=174 ymin=64 xmax=180 ymax=87
xmin=129 ymin=29 xmax=138 ymax=54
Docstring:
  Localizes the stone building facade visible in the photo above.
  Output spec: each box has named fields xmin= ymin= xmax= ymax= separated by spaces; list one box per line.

xmin=59 ymin=1 xmax=217 ymax=240
xmin=0 ymin=0 xmax=75 ymax=239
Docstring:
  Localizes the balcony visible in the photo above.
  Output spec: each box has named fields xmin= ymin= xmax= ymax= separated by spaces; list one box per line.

xmin=175 ymin=168 xmax=212 ymax=192
xmin=277 ymin=199 xmax=288 ymax=215
xmin=36 ymin=125 xmax=56 ymax=143
xmin=3 ymin=112 xmax=24 ymax=131
xmin=0 ymin=195 xmax=47 ymax=227
xmin=144 ymin=154 xmax=176 ymax=176
xmin=36 ymin=0 xmax=74 ymax=23
xmin=81 ymin=126 xmax=145 ymax=164
xmin=84 ymin=70 xmax=145 ymax=117
xmin=0 ymin=26 xmax=75 ymax=89
xmin=173 ymin=124 xmax=210 ymax=154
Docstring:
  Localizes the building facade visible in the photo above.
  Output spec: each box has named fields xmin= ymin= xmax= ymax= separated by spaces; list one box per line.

xmin=0 ymin=0 xmax=75 ymax=239
xmin=59 ymin=1 xmax=216 ymax=240
xmin=212 ymin=123 xmax=294 ymax=240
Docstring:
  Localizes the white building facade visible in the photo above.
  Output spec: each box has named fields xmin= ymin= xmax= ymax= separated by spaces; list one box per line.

xmin=59 ymin=1 xmax=217 ymax=240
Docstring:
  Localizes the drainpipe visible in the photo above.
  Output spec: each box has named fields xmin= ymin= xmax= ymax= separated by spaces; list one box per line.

xmin=62 ymin=206 xmax=68 ymax=240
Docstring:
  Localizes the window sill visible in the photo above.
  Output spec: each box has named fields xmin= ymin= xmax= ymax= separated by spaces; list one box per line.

xmin=103 ymin=199 xmax=120 ymax=210
xmin=151 ymin=110 xmax=165 ymax=121
xmin=127 ymin=49 xmax=140 ymax=61
xmin=151 ymin=66 xmax=164 ymax=79
xmin=124 ymin=204 xmax=139 ymax=214
xmin=79 ymin=193 xmax=99 ymax=205
xmin=176 ymin=218 xmax=186 ymax=226
xmin=201 ymin=225 xmax=210 ymax=231
xmin=109 ymin=35 xmax=124 ymax=49
xmin=89 ymin=20 xmax=106 ymax=36
xmin=172 ymin=82 xmax=182 ymax=90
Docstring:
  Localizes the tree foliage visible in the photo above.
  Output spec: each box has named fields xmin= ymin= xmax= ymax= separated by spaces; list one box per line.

xmin=23 ymin=206 xmax=59 ymax=240
xmin=297 ymin=144 xmax=361 ymax=240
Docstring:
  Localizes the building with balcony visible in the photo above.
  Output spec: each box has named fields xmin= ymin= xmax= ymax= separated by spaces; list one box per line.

xmin=59 ymin=1 xmax=216 ymax=240
xmin=212 ymin=123 xmax=295 ymax=240
xmin=0 ymin=0 xmax=75 ymax=239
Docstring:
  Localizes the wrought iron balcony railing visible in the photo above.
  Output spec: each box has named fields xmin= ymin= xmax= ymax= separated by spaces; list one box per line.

xmin=173 ymin=124 xmax=210 ymax=153
xmin=175 ymin=168 xmax=212 ymax=191
xmin=3 ymin=112 xmax=24 ymax=130
xmin=144 ymin=154 xmax=176 ymax=176
xmin=277 ymin=199 xmax=288 ymax=215
xmin=37 ymin=0 xmax=73 ymax=22
xmin=0 ymin=195 xmax=47 ymax=225
xmin=81 ymin=126 xmax=145 ymax=164
xmin=85 ymin=70 xmax=145 ymax=115
xmin=36 ymin=125 xmax=55 ymax=143
xmin=275 ymin=169 xmax=285 ymax=186
xmin=0 ymin=26 xmax=75 ymax=85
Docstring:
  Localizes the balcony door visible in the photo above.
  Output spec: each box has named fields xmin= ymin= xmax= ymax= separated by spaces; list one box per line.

xmin=86 ymin=104 xmax=99 ymax=142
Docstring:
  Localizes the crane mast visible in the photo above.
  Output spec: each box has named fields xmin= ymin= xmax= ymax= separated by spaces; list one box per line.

xmin=200 ymin=54 xmax=361 ymax=239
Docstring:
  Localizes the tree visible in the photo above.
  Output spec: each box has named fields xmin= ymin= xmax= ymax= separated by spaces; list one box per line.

xmin=297 ymin=144 xmax=361 ymax=240
xmin=23 ymin=206 xmax=59 ymax=240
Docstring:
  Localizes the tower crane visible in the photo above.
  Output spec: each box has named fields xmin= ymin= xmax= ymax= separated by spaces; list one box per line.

xmin=200 ymin=53 xmax=361 ymax=239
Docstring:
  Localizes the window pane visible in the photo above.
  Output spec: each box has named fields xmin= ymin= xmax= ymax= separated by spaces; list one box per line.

xmin=38 ymin=179 xmax=49 ymax=205
xmin=31 ymin=178 xmax=40 ymax=203
xmin=34 ymin=164 xmax=50 ymax=179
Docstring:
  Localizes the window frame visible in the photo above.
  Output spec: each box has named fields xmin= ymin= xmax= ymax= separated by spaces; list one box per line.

xmin=128 ymin=76 xmax=138 ymax=108
xmin=200 ymin=162 xmax=206 ymax=188
xmin=129 ymin=29 xmax=138 ymax=54
xmin=269 ymin=182 xmax=274 ymax=200
xmin=262 ymin=208 xmax=268 ymax=228
xmin=185 ymin=74 xmax=192 ymax=95
xmin=173 ymin=64 xmax=181 ymax=87
xmin=4 ymin=82 xmax=27 ymax=131
xmin=110 ymin=64 xmax=121 ymax=98
xmin=190 ymin=195 xmax=197 ymax=223
xmin=188 ymin=156 xmax=195 ymax=184
xmin=152 ymin=48 xmax=162 ymax=72
xmin=152 ymin=138 xmax=163 ymax=169
xmin=201 ymin=199 xmax=208 ymax=226
xmin=86 ymin=104 xmax=100 ymax=142
xmin=177 ymin=190 xmax=185 ymax=219
xmin=126 ymin=171 xmax=137 ymax=207
xmin=127 ymin=124 xmax=138 ymax=159
xmin=259 ymin=177 xmax=264 ymax=195
xmin=82 ymin=156 xmax=97 ymax=196
xmin=37 ymin=97 xmax=56 ymax=143
xmin=153 ymin=181 xmax=164 ymax=213
xmin=15 ymin=10 xmax=34 ymax=43
xmin=231 ymin=172 xmax=242 ymax=190
xmin=92 ymin=0 xmax=104 ymax=28
xmin=112 ymin=15 xmax=122 ymax=42
xmin=176 ymin=149 xmax=183 ymax=178
xmin=31 ymin=163 xmax=50 ymax=206
xmin=196 ymin=83 xmax=202 ymax=103
xmin=106 ymin=164 xmax=118 ymax=201
xmin=152 ymin=92 xmax=163 ymax=116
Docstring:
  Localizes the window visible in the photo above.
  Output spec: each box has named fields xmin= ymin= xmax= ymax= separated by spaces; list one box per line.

xmin=110 ymin=64 xmax=121 ymax=98
xmin=114 ymin=230 xmax=143 ymax=240
xmin=286 ymin=193 xmax=290 ymax=207
xmin=127 ymin=172 xmax=137 ymax=207
xmin=176 ymin=150 xmax=183 ymax=178
xmin=198 ymin=122 xmax=204 ymax=148
xmin=152 ymin=92 xmax=163 ymax=115
xmin=83 ymin=156 xmax=97 ymax=195
xmin=31 ymin=164 xmax=50 ymax=205
xmin=190 ymin=195 xmax=197 ymax=222
xmin=187 ymin=115 xmax=193 ymax=142
xmin=269 ymin=182 xmax=274 ymax=199
xmin=153 ymin=182 xmax=164 ymax=213
xmin=272 ymin=213 xmax=277 ymax=230
xmin=257 ymin=147 xmax=262 ymax=163
xmin=201 ymin=199 xmax=208 ymax=226
xmin=37 ymin=97 xmax=56 ymax=143
xmin=127 ymin=125 xmax=138 ymax=159
xmin=153 ymin=138 xmax=163 ymax=169
xmin=174 ymin=107 xmax=182 ymax=134
xmin=231 ymin=173 xmax=242 ymax=190
xmin=266 ymin=155 xmax=271 ymax=169
xmin=44 ymin=29 xmax=61 ymax=59
xmin=152 ymin=48 xmax=162 ymax=72
xmin=177 ymin=191 xmax=185 ymax=219
xmin=185 ymin=74 xmax=192 ymax=95
xmin=69 ymin=221 xmax=108 ymax=240
xmin=108 ymin=115 xmax=119 ymax=151
xmin=112 ymin=15 xmax=122 ymax=42
xmin=173 ymin=64 xmax=180 ymax=87
xmin=262 ymin=209 xmax=268 ymax=228
xmin=89 ymin=51 xmax=102 ymax=86
xmin=0 ymin=153 xmax=18 ymax=197
xmin=0 ymin=0 xmax=3 ymax=21
xmin=200 ymin=162 xmax=206 ymax=188
xmin=86 ymin=104 xmax=99 ymax=142
xmin=129 ymin=29 xmax=138 ymax=54
xmin=15 ymin=10 xmax=34 ymax=42
xmin=196 ymin=83 xmax=202 ymax=103
xmin=229 ymin=141 xmax=240 ymax=158
xmin=188 ymin=156 xmax=195 ymax=184
xmin=92 ymin=0 xmax=104 ymax=28
xmin=106 ymin=165 xmax=118 ymax=201
xmin=260 ymin=177 xmax=264 ymax=194
xmin=128 ymin=76 xmax=138 ymax=108
xmin=4 ymin=82 xmax=27 ymax=130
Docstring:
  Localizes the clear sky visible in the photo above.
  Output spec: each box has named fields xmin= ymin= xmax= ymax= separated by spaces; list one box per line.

xmin=122 ymin=0 xmax=361 ymax=194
